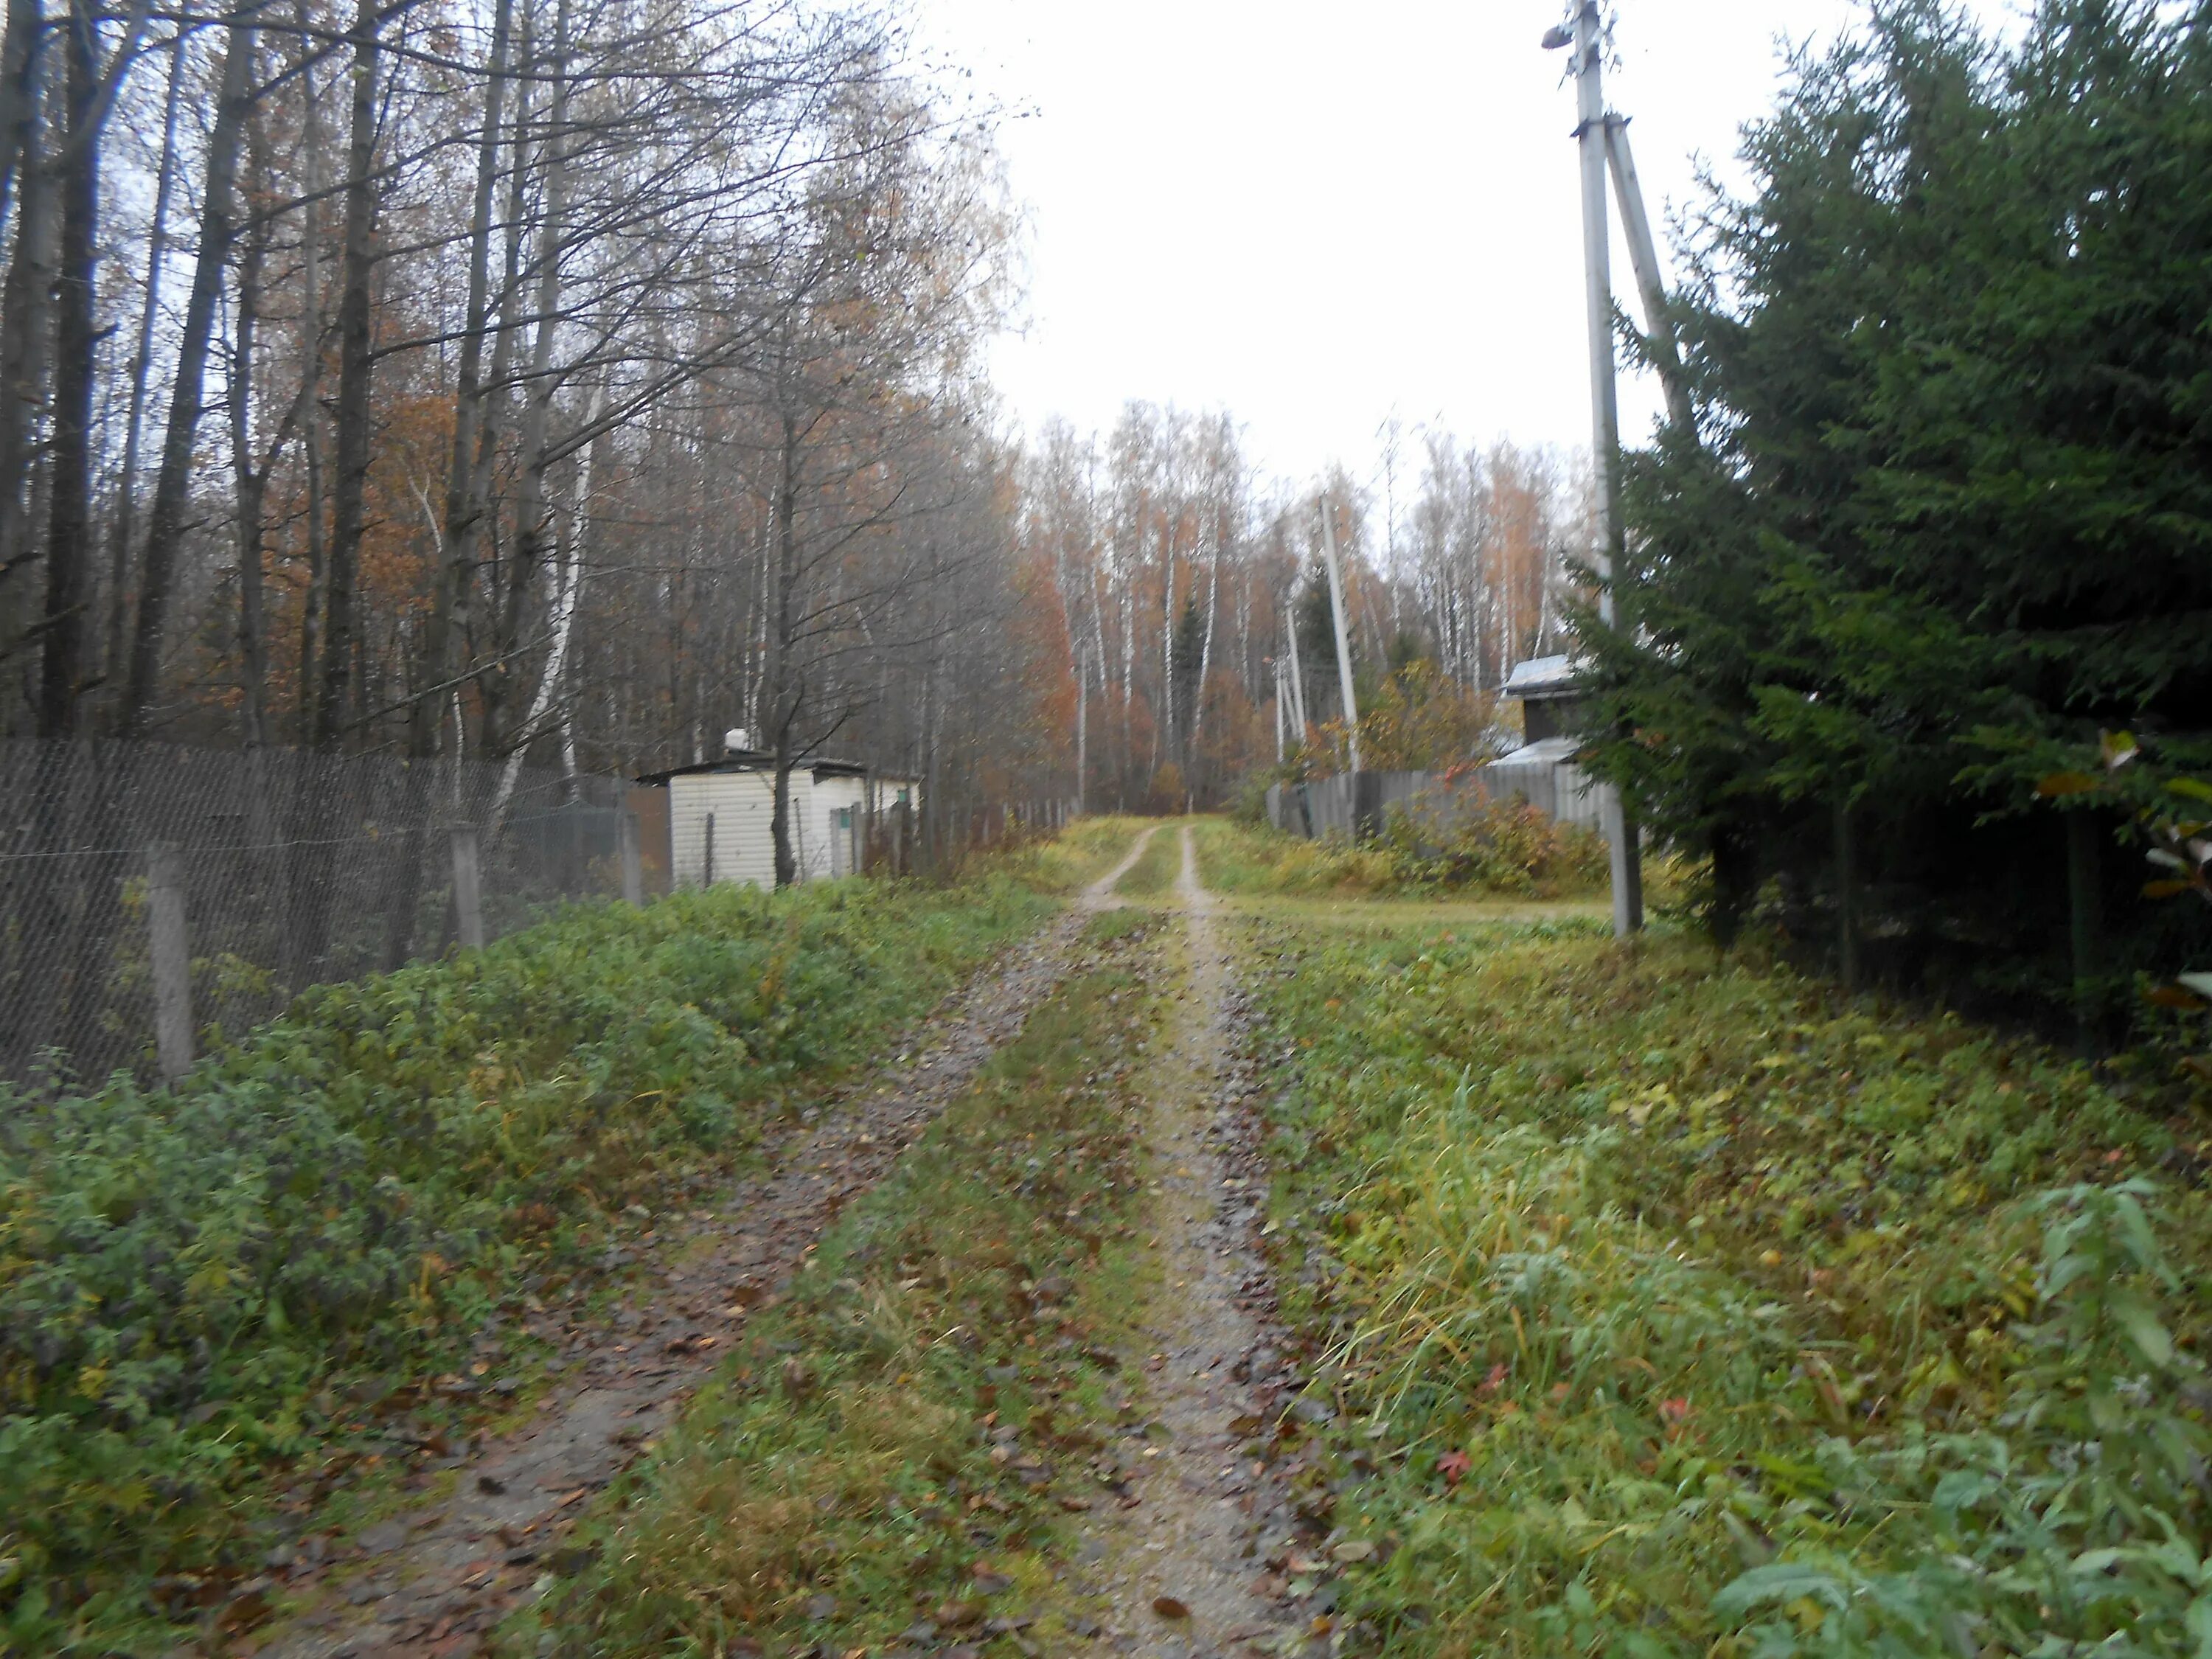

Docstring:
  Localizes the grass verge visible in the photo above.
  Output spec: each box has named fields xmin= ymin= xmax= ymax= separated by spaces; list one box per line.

xmin=1200 ymin=808 xmax=1610 ymax=900
xmin=516 ymin=908 xmax=1165 ymax=1658
xmin=1113 ymin=822 xmax=1183 ymax=897
xmin=1 ymin=876 xmax=1053 ymax=1652
xmin=1233 ymin=914 xmax=2212 ymax=1656
xmin=991 ymin=818 xmax=1152 ymax=895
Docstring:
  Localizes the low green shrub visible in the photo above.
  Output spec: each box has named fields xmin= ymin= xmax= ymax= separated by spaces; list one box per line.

xmin=0 ymin=875 xmax=1048 ymax=1648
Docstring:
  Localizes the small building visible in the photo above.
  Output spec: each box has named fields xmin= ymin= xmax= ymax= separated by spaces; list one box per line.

xmin=1485 ymin=655 xmax=1606 ymax=833
xmin=636 ymin=748 xmax=895 ymax=889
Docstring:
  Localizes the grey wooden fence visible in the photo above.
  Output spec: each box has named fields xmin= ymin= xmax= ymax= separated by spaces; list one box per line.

xmin=1265 ymin=759 xmax=1606 ymax=843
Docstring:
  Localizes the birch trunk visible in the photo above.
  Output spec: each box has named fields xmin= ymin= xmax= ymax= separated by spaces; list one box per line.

xmin=491 ymin=387 xmax=599 ymax=827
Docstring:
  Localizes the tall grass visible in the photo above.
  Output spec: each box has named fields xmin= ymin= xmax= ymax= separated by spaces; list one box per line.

xmin=1242 ymin=919 xmax=2212 ymax=1655
xmin=1194 ymin=806 xmax=1608 ymax=900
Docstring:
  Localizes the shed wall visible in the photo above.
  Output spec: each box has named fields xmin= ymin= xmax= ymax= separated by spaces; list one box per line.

xmin=671 ymin=771 xmax=780 ymax=889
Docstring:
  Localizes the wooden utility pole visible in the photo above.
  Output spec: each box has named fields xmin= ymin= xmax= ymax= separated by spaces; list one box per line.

xmin=1318 ymin=493 xmax=1360 ymax=773
xmin=1560 ymin=0 xmax=1643 ymax=936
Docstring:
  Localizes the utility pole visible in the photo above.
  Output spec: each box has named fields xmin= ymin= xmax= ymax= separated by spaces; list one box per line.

xmin=1282 ymin=599 xmax=1310 ymax=742
xmin=1551 ymin=0 xmax=1643 ymax=936
xmin=1603 ymin=116 xmax=1694 ymax=433
xmin=1318 ymin=493 xmax=1361 ymax=774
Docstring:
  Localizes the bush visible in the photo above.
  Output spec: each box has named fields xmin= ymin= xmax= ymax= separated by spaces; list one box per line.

xmin=0 ymin=875 xmax=1048 ymax=1644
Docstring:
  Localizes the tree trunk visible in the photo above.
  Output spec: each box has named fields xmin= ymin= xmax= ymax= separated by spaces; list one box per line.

xmin=232 ymin=107 xmax=272 ymax=749
xmin=412 ymin=0 xmax=513 ymax=762
xmin=37 ymin=0 xmax=100 ymax=740
xmin=313 ymin=0 xmax=382 ymax=751
xmin=0 ymin=32 xmax=52 ymax=634
xmin=486 ymin=0 xmax=572 ymax=759
xmin=290 ymin=0 xmax=325 ymax=742
xmin=117 ymin=2 xmax=261 ymax=738
xmin=383 ymin=0 xmax=515 ymax=968
xmin=767 ymin=408 xmax=801 ymax=888
xmin=1834 ymin=793 xmax=1860 ymax=990
xmin=0 ymin=0 xmax=41 ymax=225
xmin=2067 ymin=810 xmax=2103 ymax=1051
xmin=100 ymin=28 xmax=185 ymax=714
xmin=491 ymin=387 xmax=598 ymax=828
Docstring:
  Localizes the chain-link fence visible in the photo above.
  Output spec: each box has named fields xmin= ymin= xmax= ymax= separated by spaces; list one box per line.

xmin=0 ymin=741 xmax=637 ymax=1091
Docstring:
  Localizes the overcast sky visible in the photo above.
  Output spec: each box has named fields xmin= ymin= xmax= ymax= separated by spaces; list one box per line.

xmin=909 ymin=0 xmax=2023 ymax=492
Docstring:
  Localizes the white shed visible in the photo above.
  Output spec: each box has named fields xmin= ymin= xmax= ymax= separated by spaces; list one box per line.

xmin=643 ymin=752 xmax=878 ymax=890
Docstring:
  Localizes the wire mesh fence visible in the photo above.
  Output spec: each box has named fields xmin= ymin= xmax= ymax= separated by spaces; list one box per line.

xmin=0 ymin=741 xmax=636 ymax=1091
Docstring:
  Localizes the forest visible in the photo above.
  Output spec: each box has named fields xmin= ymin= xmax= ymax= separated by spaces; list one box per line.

xmin=0 ymin=0 xmax=1589 ymax=852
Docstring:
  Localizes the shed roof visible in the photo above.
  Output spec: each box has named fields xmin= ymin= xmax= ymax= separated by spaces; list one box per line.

xmin=1502 ymin=655 xmax=1584 ymax=700
xmin=635 ymin=751 xmax=870 ymax=786
xmin=1489 ymin=735 xmax=1584 ymax=768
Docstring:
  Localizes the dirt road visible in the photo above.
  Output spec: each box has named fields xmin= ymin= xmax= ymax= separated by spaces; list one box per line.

xmin=1062 ymin=827 xmax=1312 ymax=1658
xmin=252 ymin=832 xmax=1161 ymax=1659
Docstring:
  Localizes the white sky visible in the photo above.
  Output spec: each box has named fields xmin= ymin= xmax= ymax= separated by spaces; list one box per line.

xmin=909 ymin=0 xmax=2023 ymax=492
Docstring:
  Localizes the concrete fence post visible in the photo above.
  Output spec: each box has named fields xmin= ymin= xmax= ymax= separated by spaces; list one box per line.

xmin=146 ymin=844 xmax=194 ymax=1082
xmin=451 ymin=827 xmax=486 ymax=949
xmin=618 ymin=809 xmax=644 ymax=905
xmin=703 ymin=811 xmax=716 ymax=888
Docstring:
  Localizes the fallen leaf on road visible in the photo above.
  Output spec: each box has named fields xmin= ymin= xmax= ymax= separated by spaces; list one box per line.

xmin=1152 ymin=1596 xmax=1190 ymax=1619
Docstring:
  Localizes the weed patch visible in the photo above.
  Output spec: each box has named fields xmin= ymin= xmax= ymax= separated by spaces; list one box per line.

xmin=522 ymin=914 xmax=1165 ymax=1657
xmin=1234 ymin=917 xmax=2212 ymax=1655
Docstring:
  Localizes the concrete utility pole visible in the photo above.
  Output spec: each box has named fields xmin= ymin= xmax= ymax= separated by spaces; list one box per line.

xmin=1282 ymin=599 xmax=1310 ymax=741
xmin=1556 ymin=0 xmax=1644 ymax=936
xmin=1604 ymin=118 xmax=1694 ymax=433
xmin=1318 ymin=493 xmax=1361 ymax=774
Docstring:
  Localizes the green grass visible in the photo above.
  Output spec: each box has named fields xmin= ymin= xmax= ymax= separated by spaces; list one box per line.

xmin=1234 ymin=915 xmax=2212 ymax=1657
xmin=1197 ymin=810 xmax=1613 ymax=900
xmin=1113 ymin=821 xmax=1183 ymax=897
xmin=0 ymin=875 xmax=1054 ymax=1653
xmin=991 ymin=816 xmax=1152 ymax=894
xmin=518 ymin=910 xmax=1167 ymax=1658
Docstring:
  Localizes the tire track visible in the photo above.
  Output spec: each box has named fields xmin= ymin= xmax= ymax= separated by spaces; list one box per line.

xmin=1066 ymin=828 xmax=1315 ymax=1659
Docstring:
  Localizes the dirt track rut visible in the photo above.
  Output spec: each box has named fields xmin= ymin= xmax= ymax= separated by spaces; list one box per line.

xmin=1064 ymin=829 xmax=1313 ymax=1659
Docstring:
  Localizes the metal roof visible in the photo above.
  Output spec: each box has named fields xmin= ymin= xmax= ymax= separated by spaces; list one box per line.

xmin=634 ymin=751 xmax=870 ymax=786
xmin=1502 ymin=655 xmax=1583 ymax=699
xmin=1489 ymin=735 xmax=1585 ymax=768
